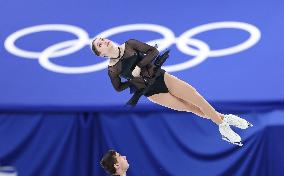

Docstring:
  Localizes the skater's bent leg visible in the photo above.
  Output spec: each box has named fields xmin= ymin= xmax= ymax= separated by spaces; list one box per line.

xmin=147 ymin=92 xmax=209 ymax=119
xmin=164 ymin=73 xmax=223 ymax=125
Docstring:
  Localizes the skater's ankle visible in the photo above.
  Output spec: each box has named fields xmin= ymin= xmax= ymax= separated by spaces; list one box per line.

xmin=216 ymin=119 xmax=225 ymax=125
xmin=218 ymin=113 xmax=225 ymax=120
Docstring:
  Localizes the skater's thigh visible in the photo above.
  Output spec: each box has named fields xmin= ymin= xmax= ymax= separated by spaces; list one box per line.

xmin=147 ymin=92 xmax=193 ymax=112
xmin=164 ymin=72 xmax=198 ymax=98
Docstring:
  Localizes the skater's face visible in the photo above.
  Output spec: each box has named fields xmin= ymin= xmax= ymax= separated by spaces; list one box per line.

xmin=114 ymin=152 xmax=129 ymax=172
xmin=91 ymin=38 xmax=116 ymax=58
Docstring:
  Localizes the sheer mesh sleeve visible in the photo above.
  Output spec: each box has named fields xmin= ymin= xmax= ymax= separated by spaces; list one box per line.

xmin=126 ymin=39 xmax=159 ymax=68
xmin=108 ymin=68 xmax=130 ymax=92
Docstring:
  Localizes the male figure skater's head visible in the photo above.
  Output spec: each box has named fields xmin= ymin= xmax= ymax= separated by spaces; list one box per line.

xmin=91 ymin=38 xmax=120 ymax=59
xmin=100 ymin=150 xmax=129 ymax=176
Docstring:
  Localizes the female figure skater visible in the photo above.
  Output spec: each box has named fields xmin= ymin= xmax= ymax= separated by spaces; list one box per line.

xmin=91 ymin=38 xmax=253 ymax=146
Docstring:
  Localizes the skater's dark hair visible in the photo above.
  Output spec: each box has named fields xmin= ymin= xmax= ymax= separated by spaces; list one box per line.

xmin=100 ymin=149 xmax=119 ymax=175
xmin=91 ymin=38 xmax=101 ymax=56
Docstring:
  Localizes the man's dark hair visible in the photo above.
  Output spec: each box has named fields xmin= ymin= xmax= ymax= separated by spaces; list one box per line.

xmin=100 ymin=150 xmax=118 ymax=175
xmin=91 ymin=38 xmax=101 ymax=56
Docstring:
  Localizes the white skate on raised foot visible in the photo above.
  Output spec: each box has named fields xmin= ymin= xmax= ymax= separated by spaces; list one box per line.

xmin=219 ymin=121 xmax=243 ymax=146
xmin=223 ymin=114 xmax=253 ymax=129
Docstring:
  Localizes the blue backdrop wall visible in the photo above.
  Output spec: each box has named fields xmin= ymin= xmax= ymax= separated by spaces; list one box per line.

xmin=1 ymin=107 xmax=284 ymax=175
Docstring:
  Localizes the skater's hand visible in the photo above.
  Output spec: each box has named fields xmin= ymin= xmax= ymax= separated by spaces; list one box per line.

xmin=132 ymin=66 xmax=141 ymax=77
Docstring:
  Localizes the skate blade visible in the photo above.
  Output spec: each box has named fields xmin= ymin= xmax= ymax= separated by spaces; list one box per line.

xmin=248 ymin=122 xmax=253 ymax=127
xmin=221 ymin=136 xmax=243 ymax=146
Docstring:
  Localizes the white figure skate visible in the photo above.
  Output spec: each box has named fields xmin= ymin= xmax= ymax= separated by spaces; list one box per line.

xmin=219 ymin=121 xmax=243 ymax=146
xmin=223 ymin=114 xmax=253 ymax=129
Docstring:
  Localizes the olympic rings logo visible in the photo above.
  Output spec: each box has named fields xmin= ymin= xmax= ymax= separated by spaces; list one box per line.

xmin=4 ymin=22 xmax=261 ymax=74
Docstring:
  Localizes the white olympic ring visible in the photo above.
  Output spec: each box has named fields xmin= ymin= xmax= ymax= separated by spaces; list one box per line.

xmin=4 ymin=22 xmax=261 ymax=74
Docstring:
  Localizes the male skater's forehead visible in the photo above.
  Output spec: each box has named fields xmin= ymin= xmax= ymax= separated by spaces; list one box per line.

xmin=92 ymin=39 xmax=97 ymax=46
xmin=116 ymin=152 xmax=123 ymax=158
